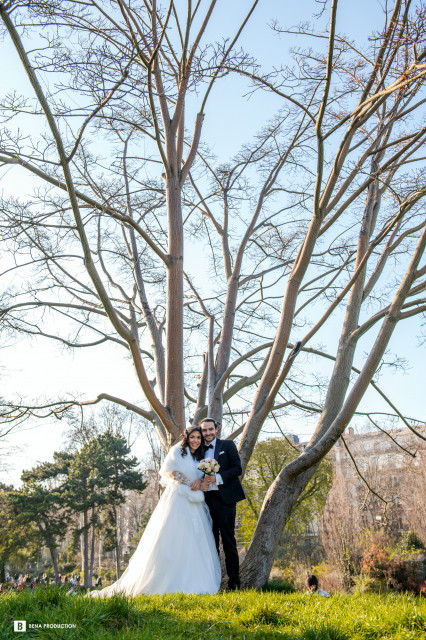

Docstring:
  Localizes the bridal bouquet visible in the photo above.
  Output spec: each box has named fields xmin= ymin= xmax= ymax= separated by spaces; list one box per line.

xmin=198 ymin=458 xmax=220 ymax=475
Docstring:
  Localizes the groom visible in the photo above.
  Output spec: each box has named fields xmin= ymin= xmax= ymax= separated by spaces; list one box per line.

xmin=192 ymin=417 xmax=245 ymax=590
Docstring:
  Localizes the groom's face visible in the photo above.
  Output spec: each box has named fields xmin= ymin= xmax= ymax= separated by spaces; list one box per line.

xmin=200 ymin=420 xmax=217 ymax=444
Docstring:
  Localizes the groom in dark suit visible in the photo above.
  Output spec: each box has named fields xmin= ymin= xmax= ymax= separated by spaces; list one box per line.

xmin=197 ymin=418 xmax=245 ymax=590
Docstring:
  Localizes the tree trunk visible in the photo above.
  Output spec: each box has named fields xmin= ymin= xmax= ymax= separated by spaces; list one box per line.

xmin=83 ymin=509 xmax=89 ymax=586
xmin=98 ymin=535 xmax=103 ymax=571
xmin=114 ymin=506 xmax=121 ymax=579
xmin=0 ymin=562 xmax=6 ymax=583
xmin=240 ymin=467 xmax=316 ymax=588
xmin=165 ymin=175 xmax=185 ymax=436
xmin=50 ymin=547 xmax=60 ymax=584
xmin=114 ymin=547 xmax=120 ymax=580
xmin=80 ymin=514 xmax=84 ymax=576
xmin=89 ymin=506 xmax=96 ymax=586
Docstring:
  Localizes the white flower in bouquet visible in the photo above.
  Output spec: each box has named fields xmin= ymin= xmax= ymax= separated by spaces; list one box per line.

xmin=198 ymin=458 xmax=220 ymax=475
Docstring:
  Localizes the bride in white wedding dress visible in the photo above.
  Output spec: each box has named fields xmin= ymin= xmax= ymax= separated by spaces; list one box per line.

xmin=89 ymin=427 xmax=221 ymax=596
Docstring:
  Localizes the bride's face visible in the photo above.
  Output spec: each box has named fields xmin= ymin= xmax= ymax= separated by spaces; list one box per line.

xmin=188 ymin=431 xmax=202 ymax=452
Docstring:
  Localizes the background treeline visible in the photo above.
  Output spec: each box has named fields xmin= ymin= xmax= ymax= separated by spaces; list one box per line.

xmin=0 ymin=431 xmax=146 ymax=586
xmin=2 ymin=428 xmax=425 ymax=595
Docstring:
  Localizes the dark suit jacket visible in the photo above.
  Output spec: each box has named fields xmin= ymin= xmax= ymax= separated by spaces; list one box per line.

xmin=208 ymin=438 xmax=246 ymax=505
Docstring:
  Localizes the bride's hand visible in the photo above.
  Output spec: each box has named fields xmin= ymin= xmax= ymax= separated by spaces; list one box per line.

xmin=190 ymin=478 xmax=202 ymax=491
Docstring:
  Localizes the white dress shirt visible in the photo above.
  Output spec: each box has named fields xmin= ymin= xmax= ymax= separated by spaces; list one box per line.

xmin=204 ymin=438 xmax=223 ymax=490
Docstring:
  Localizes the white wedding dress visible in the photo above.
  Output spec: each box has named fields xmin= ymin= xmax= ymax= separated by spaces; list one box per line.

xmin=89 ymin=443 xmax=221 ymax=596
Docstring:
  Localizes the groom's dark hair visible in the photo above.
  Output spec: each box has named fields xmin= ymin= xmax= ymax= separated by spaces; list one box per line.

xmin=199 ymin=417 xmax=219 ymax=429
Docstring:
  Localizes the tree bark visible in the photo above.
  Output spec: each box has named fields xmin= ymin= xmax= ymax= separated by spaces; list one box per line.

xmin=83 ymin=509 xmax=89 ymax=586
xmin=165 ymin=175 xmax=185 ymax=437
xmin=98 ymin=535 xmax=103 ymax=571
xmin=240 ymin=468 xmax=316 ymax=588
xmin=50 ymin=547 xmax=60 ymax=584
xmin=114 ymin=506 xmax=121 ymax=579
xmin=89 ymin=506 xmax=96 ymax=586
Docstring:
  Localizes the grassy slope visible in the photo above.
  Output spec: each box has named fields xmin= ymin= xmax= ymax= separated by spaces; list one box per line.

xmin=0 ymin=587 xmax=425 ymax=639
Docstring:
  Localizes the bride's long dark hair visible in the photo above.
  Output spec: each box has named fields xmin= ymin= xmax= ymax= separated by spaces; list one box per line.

xmin=180 ymin=426 xmax=205 ymax=461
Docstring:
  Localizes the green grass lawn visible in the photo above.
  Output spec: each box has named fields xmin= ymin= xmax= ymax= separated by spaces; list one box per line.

xmin=0 ymin=586 xmax=425 ymax=639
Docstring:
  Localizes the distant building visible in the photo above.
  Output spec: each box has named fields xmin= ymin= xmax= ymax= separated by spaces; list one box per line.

xmin=329 ymin=426 xmax=426 ymax=535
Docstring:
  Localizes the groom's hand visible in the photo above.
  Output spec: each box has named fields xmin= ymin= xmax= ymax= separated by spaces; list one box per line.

xmin=190 ymin=478 xmax=202 ymax=491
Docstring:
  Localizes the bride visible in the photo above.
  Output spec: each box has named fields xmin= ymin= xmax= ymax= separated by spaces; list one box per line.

xmin=89 ymin=426 xmax=221 ymax=596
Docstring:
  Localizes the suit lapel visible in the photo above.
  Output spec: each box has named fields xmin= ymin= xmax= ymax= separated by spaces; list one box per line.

xmin=214 ymin=438 xmax=222 ymax=461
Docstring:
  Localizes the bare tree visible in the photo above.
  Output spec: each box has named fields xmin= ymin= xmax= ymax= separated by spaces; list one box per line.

xmin=403 ymin=432 xmax=426 ymax=538
xmin=320 ymin=425 xmax=426 ymax=586
xmin=319 ymin=470 xmax=364 ymax=590
xmin=1 ymin=0 xmax=426 ymax=587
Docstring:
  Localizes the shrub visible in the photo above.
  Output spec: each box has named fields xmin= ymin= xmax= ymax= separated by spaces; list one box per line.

xmin=361 ymin=543 xmax=390 ymax=579
xmin=359 ymin=541 xmax=424 ymax=594
xmin=351 ymin=573 xmax=382 ymax=594
xmin=387 ymin=556 xmax=420 ymax=593
xmin=397 ymin=530 xmax=425 ymax=553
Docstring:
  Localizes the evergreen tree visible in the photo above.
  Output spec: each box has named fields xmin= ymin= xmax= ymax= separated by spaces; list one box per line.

xmin=64 ymin=432 xmax=146 ymax=584
xmin=9 ymin=454 xmax=73 ymax=582
xmin=64 ymin=439 xmax=103 ymax=586
xmin=95 ymin=432 xmax=146 ymax=579
xmin=0 ymin=483 xmax=39 ymax=583
xmin=2 ymin=436 xmax=146 ymax=586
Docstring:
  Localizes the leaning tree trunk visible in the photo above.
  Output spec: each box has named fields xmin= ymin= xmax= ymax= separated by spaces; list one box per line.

xmin=241 ymin=217 xmax=426 ymax=587
xmin=240 ymin=468 xmax=316 ymax=588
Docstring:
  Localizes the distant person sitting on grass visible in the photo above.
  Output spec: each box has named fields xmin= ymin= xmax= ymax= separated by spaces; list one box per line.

xmin=305 ymin=574 xmax=330 ymax=597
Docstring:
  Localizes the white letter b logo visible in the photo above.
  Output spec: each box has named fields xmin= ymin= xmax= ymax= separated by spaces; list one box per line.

xmin=14 ymin=621 xmax=26 ymax=632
